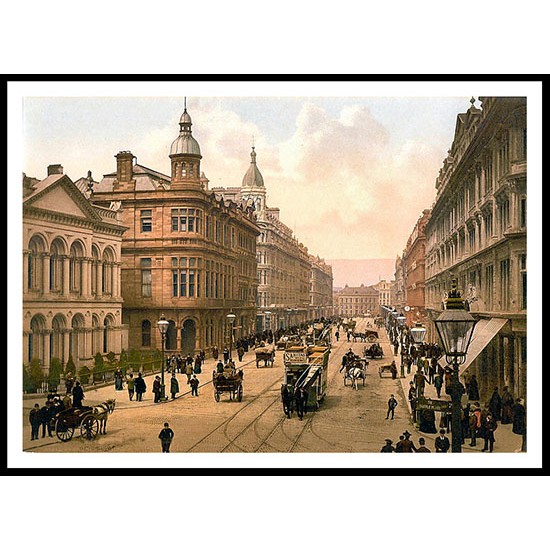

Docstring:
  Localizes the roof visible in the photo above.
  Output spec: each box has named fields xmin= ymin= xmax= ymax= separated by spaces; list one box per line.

xmin=242 ymin=147 xmax=264 ymax=188
xmin=94 ymin=164 xmax=171 ymax=192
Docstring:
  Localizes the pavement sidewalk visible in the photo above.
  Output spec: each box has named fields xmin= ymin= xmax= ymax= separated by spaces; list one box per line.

xmin=22 ymin=350 xmax=258 ymax=412
xmin=395 ymin=346 xmax=524 ymax=453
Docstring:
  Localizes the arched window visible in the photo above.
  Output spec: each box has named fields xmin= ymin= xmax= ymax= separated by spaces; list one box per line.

xmin=142 ymin=320 xmax=151 ymax=347
xmin=103 ymin=317 xmax=110 ymax=353
xmin=28 ymin=236 xmax=45 ymax=291
xmin=49 ymin=239 xmax=65 ymax=292
xmin=69 ymin=241 xmax=85 ymax=294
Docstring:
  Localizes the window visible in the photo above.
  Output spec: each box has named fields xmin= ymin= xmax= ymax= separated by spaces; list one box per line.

xmin=520 ymin=254 xmax=527 ymax=310
xmin=140 ymin=210 xmax=152 ymax=232
xmin=171 ymin=257 xmax=201 ymax=298
xmin=520 ymin=197 xmax=526 ymax=228
xmin=141 ymin=320 xmax=151 ymax=347
xmin=171 ymin=208 xmax=202 ymax=233
xmin=499 ymin=199 xmax=510 ymax=235
xmin=500 ymin=259 xmax=510 ymax=310
xmin=141 ymin=258 xmax=152 ymax=297
xmin=485 ymin=212 xmax=493 ymax=242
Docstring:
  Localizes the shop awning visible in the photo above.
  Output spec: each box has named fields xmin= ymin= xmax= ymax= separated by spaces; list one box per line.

xmin=458 ymin=318 xmax=508 ymax=376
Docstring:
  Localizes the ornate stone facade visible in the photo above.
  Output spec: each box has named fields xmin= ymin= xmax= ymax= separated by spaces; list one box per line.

xmin=90 ymin=109 xmax=260 ymax=355
xmin=213 ymin=147 xmax=331 ymax=331
xmin=22 ymin=165 xmax=127 ymax=372
xmin=424 ymin=97 xmax=527 ymax=400
xmin=401 ymin=209 xmax=431 ymax=325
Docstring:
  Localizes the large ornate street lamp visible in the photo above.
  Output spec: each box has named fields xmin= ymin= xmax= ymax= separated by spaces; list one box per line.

xmin=157 ymin=313 xmax=169 ymax=401
xmin=226 ymin=312 xmax=236 ymax=360
xmin=434 ymin=280 xmax=478 ymax=453
xmin=410 ymin=322 xmax=427 ymax=347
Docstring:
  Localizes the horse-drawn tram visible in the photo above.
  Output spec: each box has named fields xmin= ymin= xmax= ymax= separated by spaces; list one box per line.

xmin=282 ymin=344 xmax=330 ymax=410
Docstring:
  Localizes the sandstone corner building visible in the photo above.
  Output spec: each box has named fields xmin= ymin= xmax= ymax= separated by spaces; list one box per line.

xmin=90 ymin=108 xmax=260 ymax=356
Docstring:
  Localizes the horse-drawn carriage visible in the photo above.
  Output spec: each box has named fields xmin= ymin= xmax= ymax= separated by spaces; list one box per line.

xmin=378 ymin=363 xmax=396 ymax=378
xmin=341 ymin=353 xmax=368 ymax=389
xmin=352 ymin=329 xmax=379 ymax=343
xmin=50 ymin=399 xmax=116 ymax=442
xmin=255 ymin=344 xmax=276 ymax=367
xmin=364 ymin=342 xmax=384 ymax=359
xmin=212 ymin=369 xmax=244 ymax=402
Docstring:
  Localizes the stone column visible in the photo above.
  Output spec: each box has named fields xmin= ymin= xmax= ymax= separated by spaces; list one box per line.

xmin=96 ymin=261 xmax=103 ymax=298
xmin=23 ymin=252 xmax=30 ymax=294
xmin=81 ymin=259 xmax=89 ymax=297
xmin=43 ymin=329 xmax=52 ymax=372
xmin=62 ymin=256 xmax=70 ymax=296
xmin=42 ymin=253 xmax=51 ymax=295
xmin=63 ymin=329 xmax=70 ymax=365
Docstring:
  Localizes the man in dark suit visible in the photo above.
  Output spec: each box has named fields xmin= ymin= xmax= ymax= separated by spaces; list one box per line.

xmin=435 ymin=429 xmax=450 ymax=452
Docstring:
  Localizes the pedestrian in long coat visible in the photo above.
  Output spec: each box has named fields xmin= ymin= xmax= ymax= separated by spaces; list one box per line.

xmin=134 ymin=372 xmax=146 ymax=401
xmin=72 ymin=381 xmax=84 ymax=408
xmin=114 ymin=368 xmax=124 ymax=391
xmin=237 ymin=345 xmax=244 ymax=362
xmin=468 ymin=374 xmax=480 ymax=401
xmin=170 ymin=374 xmax=179 ymax=400
xmin=39 ymin=401 xmax=54 ymax=438
xmin=212 ymin=346 xmax=219 ymax=360
xmin=152 ymin=376 xmax=162 ymax=403
xmin=434 ymin=373 xmax=444 ymax=398
xmin=481 ymin=414 xmax=498 ymax=452
xmin=435 ymin=429 xmax=450 ymax=452
xmin=185 ymin=361 xmax=193 ymax=384
xmin=501 ymin=387 xmax=514 ymax=424
xmin=223 ymin=347 xmax=230 ymax=364
xmin=488 ymin=387 xmax=502 ymax=421
xmin=126 ymin=373 xmax=135 ymax=401
xmin=29 ymin=403 xmax=41 ymax=440
xmin=193 ymin=355 xmax=202 ymax=374
xmin=512 ymin=398 xmax=526 ymax=436
xmin=390 ymin=361 xmax=398 ymax=380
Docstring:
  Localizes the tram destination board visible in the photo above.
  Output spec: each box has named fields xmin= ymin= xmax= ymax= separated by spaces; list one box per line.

xmin=283 ymin=351 xmax=308 ymax=364
xmin=416 ymin=397 xmax=453 ymax=412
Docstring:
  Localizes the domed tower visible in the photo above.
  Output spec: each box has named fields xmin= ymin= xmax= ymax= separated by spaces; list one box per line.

xmin=169 ymin=102 xmax=202 ymax=186
xmin=241 ymin=146 xmax=266 ymax=212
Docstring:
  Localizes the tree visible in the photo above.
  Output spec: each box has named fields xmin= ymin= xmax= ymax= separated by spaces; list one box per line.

xmin=26 ymin=357 xmax=44 ymax=393
xmin=78 ymin=365 xmax=91 ymax=385
xmin=48 ymin=357 xmax=63 ymax=392
xmin=65 ymin=355 xmax=76 ymax=377
xmin=93 ymin=352 xmax=106 ymax=382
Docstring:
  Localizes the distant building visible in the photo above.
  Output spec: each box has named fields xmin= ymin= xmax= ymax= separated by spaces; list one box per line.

xmin=335 ymin=284 xmax=379 ymax=317
xmin=309 ymin=255 xmax=333 ymax=320
xmin=401 ymin=209 xmax=431 ymax=325
xmin=214 ymin=147 xmax=331 ymax=331
xmin=424 ymin=97 xmax=527 ymax=400
xmin=23 ymin=165 xmax=127 ymax=373
xmin=372 ymin=279 xmax=392 ymax=307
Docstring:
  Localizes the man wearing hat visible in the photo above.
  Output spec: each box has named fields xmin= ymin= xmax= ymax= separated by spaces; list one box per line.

xmin=380 ymin=438 xmax=395 ymax=452
xmin=416 ymin=437 xmax=431 ymax=452
xmin=435 ymin=429 xmax=450 ymax=452
xmin=152 ymin=376 xmax=162 ymax=403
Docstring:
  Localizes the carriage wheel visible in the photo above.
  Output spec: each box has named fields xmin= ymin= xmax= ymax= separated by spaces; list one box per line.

xmin=80 ymin=415 xmax=99 ymax=440
xmin=237 ymin=384 xmax=243 ymax=402
xmin=214 ymin=390 xmax=220 ymax=402
xmin=55 ymin=418 xmax=74 ymax=442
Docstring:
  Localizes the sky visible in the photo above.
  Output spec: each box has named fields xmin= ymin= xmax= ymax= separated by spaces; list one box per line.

xmin=19 ymin=86 xmax=474 ymax=262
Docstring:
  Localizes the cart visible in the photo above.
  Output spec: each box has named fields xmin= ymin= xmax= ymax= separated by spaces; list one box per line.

xmin=212 ymin=369 xmax=244 ymax=402
xmin=50 ymin=406 xmax=101 ymax=442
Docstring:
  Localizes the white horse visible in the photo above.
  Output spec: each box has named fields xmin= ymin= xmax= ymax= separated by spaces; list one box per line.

xmin=92 ymin=398 xmax=116 ymax=434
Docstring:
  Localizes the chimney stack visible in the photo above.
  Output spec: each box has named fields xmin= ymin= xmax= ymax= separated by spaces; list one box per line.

xmin=47 ymin=164 xmax=63 ymax=176
xmin=113 ymin=151 xmax=136 ymax=191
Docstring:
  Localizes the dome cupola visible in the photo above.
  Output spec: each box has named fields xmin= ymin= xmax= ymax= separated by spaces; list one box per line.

xmin=242 ymin=146 xmax=264 ymax=188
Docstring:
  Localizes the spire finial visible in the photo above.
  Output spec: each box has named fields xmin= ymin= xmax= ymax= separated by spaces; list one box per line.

xmin=470 ymin=96 xmax=476 ymax=107
xmin=184 ymin=96 xmax=187 ymax=111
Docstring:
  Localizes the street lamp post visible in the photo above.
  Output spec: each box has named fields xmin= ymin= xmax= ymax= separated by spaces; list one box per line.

xmin=434 ymin=280 xmax=477 ymax=453
xmin=226 ymin=312 xmax=236 ymax=360
xmin=157 ymin=313 xmax=169 ymax=401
